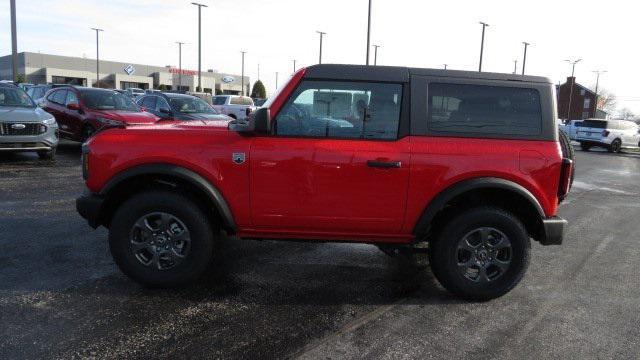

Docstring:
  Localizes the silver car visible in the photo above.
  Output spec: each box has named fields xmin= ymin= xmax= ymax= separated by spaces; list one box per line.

xmin=0 ymin=83 xmax=58 ymax=159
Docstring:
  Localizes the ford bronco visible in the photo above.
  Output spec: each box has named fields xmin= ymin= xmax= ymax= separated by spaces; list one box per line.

xmin=77 ymin=64 xmax=573 ymax=300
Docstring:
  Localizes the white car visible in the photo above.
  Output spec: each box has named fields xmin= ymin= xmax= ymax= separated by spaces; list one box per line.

xmin=211 ymin=95 xmax=255 ymax=120
xmin=125 ymin=88 xmax=146 ymax=98
xmin=576 ymin=119 xmax=640 ymax=153
xmin=559 ymin=119 xmax=583 ymax=140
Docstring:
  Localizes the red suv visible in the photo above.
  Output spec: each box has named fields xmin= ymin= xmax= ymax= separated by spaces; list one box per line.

xmin=76 ymin=65 xmax=573 ymax=300
xmin=42 ymin=86 xmax=159 ymax=142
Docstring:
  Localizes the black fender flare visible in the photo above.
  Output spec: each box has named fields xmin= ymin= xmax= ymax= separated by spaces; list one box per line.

xmin=100 ymin=164 xmax=236 ymax=231
xmin=413 ymin=177 xmax=545 ymax=237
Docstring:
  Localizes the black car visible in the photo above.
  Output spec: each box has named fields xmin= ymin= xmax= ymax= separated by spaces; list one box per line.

xmin=136 ymin=92 xmax=231 ymax=121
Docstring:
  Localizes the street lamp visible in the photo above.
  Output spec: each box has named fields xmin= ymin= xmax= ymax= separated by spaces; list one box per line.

xmin=372 ymin=45 xmax=380 ymax=66
xmin=90 ymin=28 xmax=103 ymax=87
xmin=513 ymin=59 xmax=518 ymax=74
xmin=366 ymin=0 xmax=372 ymax=65
xmin=564 ymin=58 xmax=582 ymax=120
xmin=478 ymin=22 xmax=489 ymax=72
xmin=316 ymin=31 xmax=326 ymax=64
xmin=275 ymin=72 xmax=279 ymax=90
xmin=592 ymin=70 xmax=607 ymax=97
xmin=292 ymin=59 xmax=297 ymax=73
xmin=443 ymin=64 xmax=448 ymax=70
xmin=521 ymin=42 xmax=530 ymax=75
xmin=240 ymin=51 xmax=246 ymax=96
xmin=176 ymin=42 xmax=185 ymax=91
xmin=191 ymin=2 xmax=208 ymax=91
xmin=10 ymin=0 xmax=18 ymax=83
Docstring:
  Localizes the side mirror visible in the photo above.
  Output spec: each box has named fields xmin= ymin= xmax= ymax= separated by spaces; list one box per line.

xmin=67 ymin=103 xmax=80 ymax=111
xmin=159 ymin=108 xmax=172 ymax=115
xmin=229 ymin=107 xmax=270 ymax=134
xmin=245 ymin=107 xmax=252 ymax=117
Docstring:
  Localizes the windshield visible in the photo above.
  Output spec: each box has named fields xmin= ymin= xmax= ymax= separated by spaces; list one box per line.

xmin=0 ymin=87 xmax=35 ymax=108
xmin=81 ymin=90 xmax=140 ymax=111
xmin=170 ymin=97 xmax=217 ymax=114
xmin=212 ymin=96 xmax=227 ymax=105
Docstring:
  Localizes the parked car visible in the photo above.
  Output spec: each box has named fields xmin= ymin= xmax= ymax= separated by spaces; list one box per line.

xmin=558 ymin=119 xmax=583 ymax=140
xmin=126 ymin=88 xmax=146 ymax=98
xmin=26 ymin=84 xmax=70 ymax=106
xmin=76 ymin=64 xmax=573 ymax=301
xmin=211 ymin=95 xmax=255 ymax=120
xmin=576 ymin=119 xmax=640 ymax=153
xmin=0 ymin=82 xmax=58 ymax=159
xmin=136 ymin=92 xmax=231 ymax=121
xmin=42 ymin=86 xmax=159 ymax=142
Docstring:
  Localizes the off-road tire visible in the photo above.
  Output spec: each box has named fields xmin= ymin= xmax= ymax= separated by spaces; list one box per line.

xmin=109 ymin=191 xmax=216 ymax=288
xmin=430 ymin=207 xmax=531 ymax=301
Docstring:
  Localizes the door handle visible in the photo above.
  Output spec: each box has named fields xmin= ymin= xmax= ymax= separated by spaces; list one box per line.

xmin=367 ymin=160 xmax=401 ymax=168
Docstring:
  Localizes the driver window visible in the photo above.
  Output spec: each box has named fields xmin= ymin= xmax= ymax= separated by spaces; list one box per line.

xmin=274 ymin=80 xmax=402 ymax=140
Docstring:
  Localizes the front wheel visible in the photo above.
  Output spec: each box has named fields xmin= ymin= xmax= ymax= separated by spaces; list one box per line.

xmin=108 ymin=191 xmax=216 ymax=287
xmin=609 ymin=139 xmax=622 ymax=153
xmin=580 ymin=142 xmax=591 ymax=151
xmin=430 ymin=207 xmax=531 ymax=301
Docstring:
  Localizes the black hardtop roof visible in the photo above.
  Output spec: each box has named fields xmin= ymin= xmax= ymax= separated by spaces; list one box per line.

xmin=304 ymin=64 xmax=552 ymax=84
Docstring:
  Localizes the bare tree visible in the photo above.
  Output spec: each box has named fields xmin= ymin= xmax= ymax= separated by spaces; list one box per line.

xmin=594 ymin=87 xmax=617 ymax=114
xmin=616 ymin=107 xmax=635 ymax=120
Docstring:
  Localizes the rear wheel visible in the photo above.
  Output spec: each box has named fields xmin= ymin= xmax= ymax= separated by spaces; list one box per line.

xmin=108 ymin=191 xmax=216 ymax=287
xmin=430 ymin=207 xmax=530 ymax=301
xmin=609 ymin=139 xmax=622 ymax=153
xmin=580 ymin=142 xmax=591 ymax=151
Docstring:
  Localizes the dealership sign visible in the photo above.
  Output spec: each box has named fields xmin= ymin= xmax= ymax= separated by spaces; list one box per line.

xmin=124 ymin=64 xmax=135 ymax=75
xmin=222 ymin=76 xmax=235 ymax=84
xmin=169 ymin=67 xmax=198 ymax=76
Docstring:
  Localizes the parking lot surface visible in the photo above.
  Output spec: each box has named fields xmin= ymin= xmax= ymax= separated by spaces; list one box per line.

xmin=1 ymin=142 xmax=639 ymax=359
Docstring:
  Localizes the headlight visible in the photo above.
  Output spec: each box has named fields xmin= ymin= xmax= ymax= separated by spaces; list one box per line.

xmin=97 ymin=117 xmax=124 ymax=127
xmin=42 ymin=118 xmax=56 ymax=125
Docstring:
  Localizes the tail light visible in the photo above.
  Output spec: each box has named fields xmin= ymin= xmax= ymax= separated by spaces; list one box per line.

xmin=602 ymin=130 xmax=610 ymax=137
xmin=558 ymin=158 xmax=573 ymax=201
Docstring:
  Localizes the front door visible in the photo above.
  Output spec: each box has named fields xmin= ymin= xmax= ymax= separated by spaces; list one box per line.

xmin=250 ymin=79 xmax=410 ymax=236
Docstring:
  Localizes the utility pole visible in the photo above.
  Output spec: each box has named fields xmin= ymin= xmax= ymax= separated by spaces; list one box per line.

xmin=176 ymin=42 xmax=185 ymax=91
xmin=372 ymin=45 xmax=380 ymax=65
xmin=292 ymin=59 xmax=297 ymax=73
xmin=564 ymin=58 xmax=582 ymax=120
xmin=592 ymin=70 xmax=607 ymax=97
xmin=257 ymin=64 xmax=260 ymax=81
xmin=275 ymin=72 xmax=279 ymax=90
xmin=513 ymin=60 xmax=518 ymax=74
xmin=191 ymin=2 xmax=207 ymax=91
xmin=10 ymin=0 xmax=18 ymax=83
xmin=443 ymin=64 xmax=448 ymax=70
xmin=316 ymin=31 xmax=326 ymax=64
xmin=90 ymin=28 xmax=103 ymax=87
xmin=478 ymin=22 xmax=489 ymax=72
xmin=366 ymin=0 xmax=372 ymax=65
xmin=240 ymin=51 xmax=246 ymax=96
xmin=521 ymin=42 xmax=530 ymax=75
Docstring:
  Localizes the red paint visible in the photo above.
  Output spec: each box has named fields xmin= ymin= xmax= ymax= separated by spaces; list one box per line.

xmin=83 ymin=71 xmax=564 ymax=243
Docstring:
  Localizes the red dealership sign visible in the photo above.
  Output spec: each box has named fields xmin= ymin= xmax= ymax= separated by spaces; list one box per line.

xmin=169 ymin=67 xmax=198 ymax=76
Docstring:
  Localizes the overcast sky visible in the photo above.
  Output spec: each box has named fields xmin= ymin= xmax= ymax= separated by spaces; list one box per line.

xmin=1 ymin=0 xmax=638 ymax=113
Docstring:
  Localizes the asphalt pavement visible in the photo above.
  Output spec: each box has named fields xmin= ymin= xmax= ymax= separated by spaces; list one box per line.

xmin=1 ymin=141 xmax=639 ymax=359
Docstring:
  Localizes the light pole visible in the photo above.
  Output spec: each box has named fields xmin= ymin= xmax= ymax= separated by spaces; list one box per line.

xmin=176 ymin=42 xmax=185 ymax=91
xmin=275 ymin=72 xmax=279 ymax=90
xmin=521 ymin=42 xmax=530 ymax=75
xmin=443 ymin=64 xmax=448 ymax=70
xmin=513 ymin=60 xmax=518 ymax=74
xmin=478 ymin=22 xmax=489 ymax=72
xmin=292 ymin=59 xmax=297 ymax=73
xmin=317 ymin=31 xmax=326 ymax=64
xmin=10 ymin=0 xmax=18 ymax=83
xmin=372 ymin=45 xmax=380 ymax=65
xmin=366 ymin=0 xmax=372 ymax=65
xmin=191 ymin=2 xmax=207 ymax=91
xmin=565 ymin=58 xmax=582 ymax=120
xmin=257 ymin=63 xmax=260 ymax=81
xmin=593 ymin=70 xmax=607 ymax=111
xmin=90 ymin=28 xmax=103 ymax=87
xmin=240 ymin=51 xmax=246 ymax=96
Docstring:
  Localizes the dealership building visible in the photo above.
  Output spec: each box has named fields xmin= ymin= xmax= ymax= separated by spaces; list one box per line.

xmin=0 ymin=52 xmax=249 ymax=95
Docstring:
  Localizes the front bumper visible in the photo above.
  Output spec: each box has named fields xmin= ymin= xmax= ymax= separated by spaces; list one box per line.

xmin=76 ymin=192 xmax=104 ymax=228
xmin=540 ymin=216 xmax=567 ymax=245
xmin=0 ymin=125 xmax=59 ymax=152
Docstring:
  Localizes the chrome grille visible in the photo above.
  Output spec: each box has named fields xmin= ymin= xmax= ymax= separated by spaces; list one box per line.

xmin=0 ymin=123 xmax=45 ymax=136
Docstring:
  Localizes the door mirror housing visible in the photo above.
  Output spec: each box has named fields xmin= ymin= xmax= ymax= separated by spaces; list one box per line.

xmin=159 ymin=108 xmax=173 ymax=115
xmin=67 ymin=103 xmax=80 ymax=111
xmin=229 ymin=107 xmax=270 ymax=134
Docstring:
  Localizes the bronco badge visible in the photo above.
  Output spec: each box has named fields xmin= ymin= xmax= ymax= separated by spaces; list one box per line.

xmin=232 ymin=152 xmax=245 ymax=164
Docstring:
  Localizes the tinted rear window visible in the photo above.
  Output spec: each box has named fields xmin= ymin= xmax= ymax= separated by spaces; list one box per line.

xmin=428 ymin=83 xmax=542 ymax=136
xmin=212 ymin=96 xmax=226 ymax=105
xmin=581 ymin=120 xmax=607 ymax=129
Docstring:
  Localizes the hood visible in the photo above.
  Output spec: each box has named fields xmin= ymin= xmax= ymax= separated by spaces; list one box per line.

xmin=171 ymin=118 xmax=233 ymax=130
xmin=93 ymin=110 xmax=159 ymax=125
xmin=177 ymin=113 xmax=233 ymax=121
xmin=0 ymin=106 xmax=54 ymax=123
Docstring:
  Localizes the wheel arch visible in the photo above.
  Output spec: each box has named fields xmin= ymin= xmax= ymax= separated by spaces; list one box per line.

xmin=413 ymin=177 xmax=546 ymax=243
xmin=99 ymin=164 xmax=236 ymax=233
